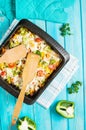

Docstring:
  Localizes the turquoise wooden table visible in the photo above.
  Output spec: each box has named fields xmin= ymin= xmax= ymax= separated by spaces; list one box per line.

xmin=0 ymin=0 xmax=86 ymax=130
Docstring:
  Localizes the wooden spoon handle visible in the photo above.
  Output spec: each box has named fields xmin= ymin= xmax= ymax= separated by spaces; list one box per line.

xmin=12 ymin=53 xmax=40 ymax=125
xmin=12 ymin=86 xmax=26 ymax=125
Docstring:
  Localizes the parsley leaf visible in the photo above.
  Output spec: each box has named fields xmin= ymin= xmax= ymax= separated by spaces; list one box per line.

xmin=67 ymin=81 xmax=82 ymax=94
xmin=60 ymin=23 xmax=72 ymax=37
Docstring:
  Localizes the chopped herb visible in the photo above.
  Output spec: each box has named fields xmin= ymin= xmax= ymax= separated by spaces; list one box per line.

xmin=76 ymin=81 xmax=82 ymax=86
xmin=60 ymin=23 xmax=72 ymax=37
xmin=67 ymin=81 xmax=82 ymax=94
xmin=35 ymin=50 xmax=41 ymax=56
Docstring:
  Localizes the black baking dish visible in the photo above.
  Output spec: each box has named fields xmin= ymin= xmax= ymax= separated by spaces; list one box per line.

xmin=0 ymin=19 xmax=70 ymax=104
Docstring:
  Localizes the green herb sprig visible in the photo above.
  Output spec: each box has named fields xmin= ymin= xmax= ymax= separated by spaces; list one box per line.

xmin=67 ymin=81 xmax=82 ymax=94
xmin=60 ymin=23 xmax=72 ymax=37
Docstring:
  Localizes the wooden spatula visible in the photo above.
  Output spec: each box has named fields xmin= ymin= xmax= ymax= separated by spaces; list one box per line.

xmin=12 ymin=53 xmax=40 ymax=125
xmin=0 ymin=44 xmax=27 ymax=63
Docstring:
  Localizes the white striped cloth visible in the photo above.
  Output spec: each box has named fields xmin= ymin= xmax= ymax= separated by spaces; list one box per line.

xmin=37 ymin=55 xmax=78 ymax=108
xmin=0 ymin=19 xmax=79 ymax=109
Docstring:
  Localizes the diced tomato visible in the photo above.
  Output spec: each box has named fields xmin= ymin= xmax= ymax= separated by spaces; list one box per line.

xmin=0 ymin=71 xmax=6 ymax=76
xmin=37 ymin=70 xmax=45 ymax=77
xmin=8 ymin=63 xmax=16 ymax=68
xmin=35 ymin=37 xmax=43 ymax=42
xmin=32 ymin=82 xmax=35 ymax=84
xmin=49 ymin=64 xmax=57 ymax=70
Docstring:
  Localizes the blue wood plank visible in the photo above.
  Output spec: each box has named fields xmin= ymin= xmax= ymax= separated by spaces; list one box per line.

xmin=46 ymin=22 xmax=68 ymax=130
xmin=0 ymin=87 xmax=16 ymax=129
xmin=45 ymin=22 xmax=64 ymax=47
xmin=34 ymin=103 xmax=51 ymax=130
xmin=19 ymin=103 xmax=34 ymax=119
xmin=64 ymin=0 xmax=85 ymax=130
xmin=79 ymin=0 xmax=86 ymax=130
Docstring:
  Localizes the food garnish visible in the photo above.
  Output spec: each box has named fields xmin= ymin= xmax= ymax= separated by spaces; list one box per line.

xmin=67 ymin=81 xmax=82 ymax=94
xmin=60 ymin=23 xmax=72 ymax=37
xmin=17 ymin=116 xmax=36 ymax=130
xmin=56 ymin=100 xmax=75 ymax=118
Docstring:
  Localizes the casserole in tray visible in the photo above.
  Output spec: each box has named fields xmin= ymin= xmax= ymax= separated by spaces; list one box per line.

xmin=0 ymin=19 xmax=70 ymax=104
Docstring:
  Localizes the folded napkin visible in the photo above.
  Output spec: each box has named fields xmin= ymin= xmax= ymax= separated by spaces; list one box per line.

xmin=0 ymin=0 xmax=75 ymax=23
xmin=0 ymin=0 xmax=75 ymax=40
xmin=16 ymin=0 xmax=75 ymax=23
xmin=0 ymin=10 xmax=10 ymax=39
xmin=0 ymin=0 xmax=15 ymax=22
xmin=37 ymin=55 xmax=78 ymax=108
xmin=0 ymin=19 xmax=79 ymax=109
xmin=0 ymin=0 xmax=15 ymax=39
